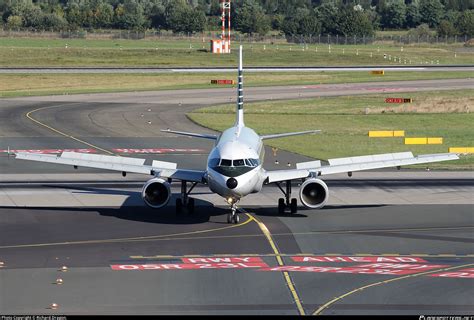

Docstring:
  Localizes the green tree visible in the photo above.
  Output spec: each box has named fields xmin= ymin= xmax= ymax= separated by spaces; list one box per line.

xmin=437 ymin=19 xmax=458 ymax=36
xmin=405 ymin=1 xmax=421 ymax=28
xmin=282 ymin=7 xmax=321 ymax=37
xmin=382 ymin=0 xmax=406 ymax=29
xmin=316 ymin=1 xmax=339 ymax=34
xmin=419 ymin=0 xmax=444 ymax=27
xmin=114 ymin=0 xmax=148 ymax=31
xmin=41 ymin=12 xmax=67 ymax=30
xmin=456 ymin=10 xmax=474 ymax=37
xmin=335 ymin=6 xmax=374 ymax=36
xmin=234 ymin=0 xmax=270 ymax=35
xmin=165 ymin=0 xmax=206 ymax=33
xmin=6 ymin=14 xmax=22 ymax=29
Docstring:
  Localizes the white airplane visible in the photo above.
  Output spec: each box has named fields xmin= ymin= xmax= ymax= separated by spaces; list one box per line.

xmin=16 ymin=46 xmax=459 ymax=224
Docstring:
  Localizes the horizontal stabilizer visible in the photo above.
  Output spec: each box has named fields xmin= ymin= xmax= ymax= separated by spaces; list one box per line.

xmin=161 ymin=129 xmax=217 ymax=140
xmin=261 ymin=130 xmax=320 ymax=140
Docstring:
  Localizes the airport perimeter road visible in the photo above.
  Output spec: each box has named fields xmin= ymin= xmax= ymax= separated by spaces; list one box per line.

xmin=0 ymin=79 xmax=473 ymax=315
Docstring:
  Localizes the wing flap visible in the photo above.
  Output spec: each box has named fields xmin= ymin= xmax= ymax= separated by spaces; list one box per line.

xmin=266 ymin=169 xmax=310 ymax=183
xmin=296 ymin=160 xmax=321 ymax=170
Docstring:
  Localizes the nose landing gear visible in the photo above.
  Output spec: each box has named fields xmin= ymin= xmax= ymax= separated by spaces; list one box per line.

xmin=226 ymin=201 xmax=240 ymax=224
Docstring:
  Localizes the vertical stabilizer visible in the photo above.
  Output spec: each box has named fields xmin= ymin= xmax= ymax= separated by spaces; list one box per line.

xmin=235 ymin=45 xmax=244 ymax=127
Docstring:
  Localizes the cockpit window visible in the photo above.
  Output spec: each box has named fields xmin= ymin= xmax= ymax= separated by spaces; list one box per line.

xmin=209 ymin=158 xmax=220 ymax=167
xmin=233 ymin=159 xmax=245 ymax=167
xmin=248 ymin=158 xmax=260 ymax=167
xmin=220 ymin=159 xmax=232 ymax=167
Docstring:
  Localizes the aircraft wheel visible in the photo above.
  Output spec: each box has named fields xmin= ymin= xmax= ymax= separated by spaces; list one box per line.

xmin=278 ymin=198 xmax=285 ymax=214
xmin=227 ymin=213 xmax=233 ymax=224
xmin=290 ymin=198 xmax=298 ymax=214
xmin=233 ymin=214 xmax=240 ymax=224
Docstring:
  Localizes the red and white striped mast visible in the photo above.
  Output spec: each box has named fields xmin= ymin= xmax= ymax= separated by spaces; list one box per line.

xmin=219 ymin=0 xmax=231 ymax=53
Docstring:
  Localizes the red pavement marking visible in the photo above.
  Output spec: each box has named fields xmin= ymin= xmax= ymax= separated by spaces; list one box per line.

xmin=291 ymin=256 xmax=428 ymax=263
xmin=352 ymin=263 xmax=449 ymax=271
xmin=259 ymin=265 xmax=420 ymax=275
xmin=111 ymin=262 xmax=269 ymax=270
xmin=182 ymin=257 xmax=263 ymax=264
xmin=113 ymin=148 xmax=205 ymax=154
xmin=0 ymin=149 xmax=97 ymax=154
xmin=428 ymin=268 xmax=474 ymax=279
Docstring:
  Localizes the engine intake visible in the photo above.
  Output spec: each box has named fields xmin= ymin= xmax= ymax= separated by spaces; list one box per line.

xmin=142 ymin=178 xmax=171 ymax=209
xmin=299 ymin=178 xmax=329 ymax=209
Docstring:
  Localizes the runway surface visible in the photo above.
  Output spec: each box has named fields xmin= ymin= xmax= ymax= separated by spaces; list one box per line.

xmin=2 ymin=65 xmax=474 ymax=73
xmin=0 ymin=79 xmax=473 ymax=315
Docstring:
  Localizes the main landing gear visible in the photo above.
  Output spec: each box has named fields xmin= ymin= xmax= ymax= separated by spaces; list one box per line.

xmin=276 ymin=180 xmax=298 ymax=214
xmin=227 ymin=201 xmax=240 ymax=224
xmin=176 ymin=180 xmax=198 ymax=214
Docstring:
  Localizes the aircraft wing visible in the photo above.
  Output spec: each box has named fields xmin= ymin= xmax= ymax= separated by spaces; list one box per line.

xmin=260 ymin=130 xmax=320 ymax=140
xmin=161 ymin=129 xmax=218 ymax=140
xmin=15 ymin=152 xmax=206 ymax=183
xmin=265 ymin=152 xmax=459 ymax=183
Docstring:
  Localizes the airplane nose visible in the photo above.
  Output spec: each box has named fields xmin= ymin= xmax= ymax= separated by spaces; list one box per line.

xmin=226 ymin=178 xmax=238 ymax=189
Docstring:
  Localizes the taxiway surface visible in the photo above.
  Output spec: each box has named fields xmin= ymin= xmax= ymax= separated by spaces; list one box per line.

xmin=0 ymin=80 xmax=473 ymax=315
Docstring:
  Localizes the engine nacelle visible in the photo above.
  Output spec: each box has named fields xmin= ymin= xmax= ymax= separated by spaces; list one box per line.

xmin=141 ymin=178 xmax=171 ymax=209
xmin=299 ymin=178 xmax=329 ymax=209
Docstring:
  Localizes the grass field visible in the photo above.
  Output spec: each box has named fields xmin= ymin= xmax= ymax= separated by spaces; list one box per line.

xmin=188 ymin=90 xmax=474 ymax=170
xmin=1 ymin=71 xmax=472 ymax=98
xmin=0 ymin=37 xmax=472 ymax=66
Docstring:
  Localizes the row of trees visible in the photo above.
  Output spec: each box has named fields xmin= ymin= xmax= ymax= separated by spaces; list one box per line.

xmin=0 ymin=0 xmax=472 ymax=38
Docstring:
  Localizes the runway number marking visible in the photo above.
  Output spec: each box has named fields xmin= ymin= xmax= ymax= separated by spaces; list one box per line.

xmin=111 ymin=263 xmax=268 ymax=270
xmin=291 ymin=256 xmax=427 ymax=263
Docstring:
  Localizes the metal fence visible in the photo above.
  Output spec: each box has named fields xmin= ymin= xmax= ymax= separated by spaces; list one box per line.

xmin=0 ymin=29 xmax=471 ymax=45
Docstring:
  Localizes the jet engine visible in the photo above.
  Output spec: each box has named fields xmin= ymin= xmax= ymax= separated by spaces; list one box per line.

xmin=299 ymin=178 xmax=329 ymax=209
xmin=141 ymin=178 xmax=171 ymax=208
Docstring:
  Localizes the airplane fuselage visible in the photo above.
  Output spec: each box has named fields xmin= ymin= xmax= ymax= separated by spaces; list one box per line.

xmin=206 ymin=125 xmax=266 ymax=202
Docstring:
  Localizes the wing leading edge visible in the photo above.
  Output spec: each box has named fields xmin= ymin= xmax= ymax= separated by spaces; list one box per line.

xmin=15 ymin=152 xmax=206 ymax=183
xmin=265 ymin=151 xmax=459 ymax=183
